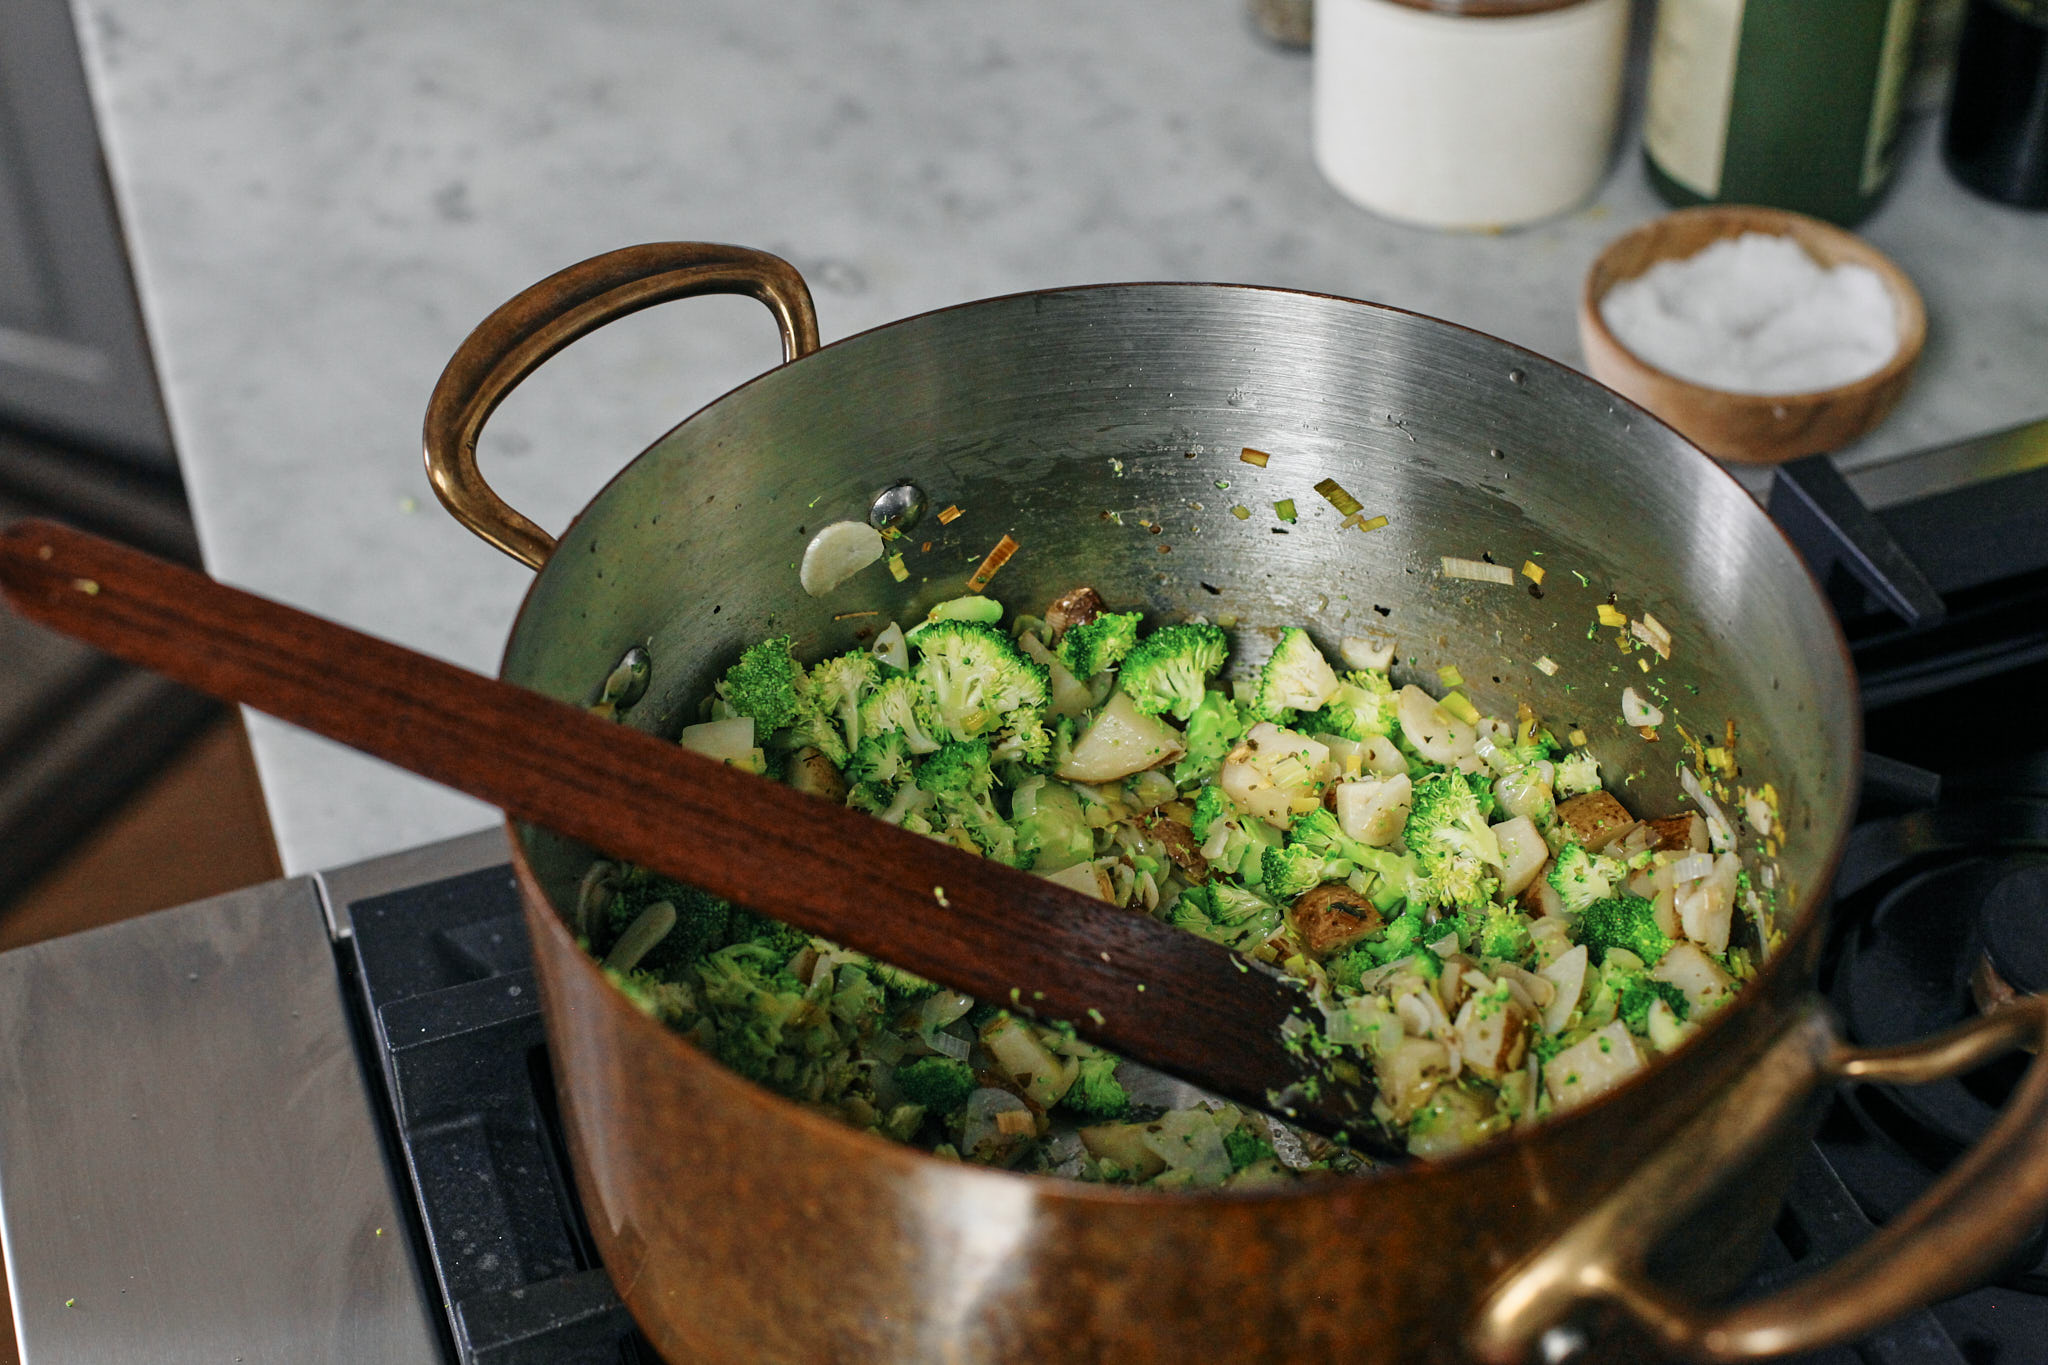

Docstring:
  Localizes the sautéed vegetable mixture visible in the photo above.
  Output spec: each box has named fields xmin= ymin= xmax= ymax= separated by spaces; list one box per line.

xmin=576 ymin=588 xmax=1775 ymax=1187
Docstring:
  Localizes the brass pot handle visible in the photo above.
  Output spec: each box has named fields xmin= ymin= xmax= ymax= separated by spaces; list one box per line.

xmin=422 ymin=242 xmax=821 ymax=570
xmin=1471 ymin=994 xmax=2048 ymax=1362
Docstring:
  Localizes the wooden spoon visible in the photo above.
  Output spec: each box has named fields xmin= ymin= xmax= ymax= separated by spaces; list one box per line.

xmin=0 ymin=519 xmax=1387 ymax=1151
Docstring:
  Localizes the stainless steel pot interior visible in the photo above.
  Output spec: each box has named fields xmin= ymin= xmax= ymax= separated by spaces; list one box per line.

xmin=504 ymin=282 xmax=1856 ymax=969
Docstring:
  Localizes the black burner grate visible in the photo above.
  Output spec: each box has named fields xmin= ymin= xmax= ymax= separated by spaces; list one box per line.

xmin=344 ymin=865 xmax=651 ymax=1365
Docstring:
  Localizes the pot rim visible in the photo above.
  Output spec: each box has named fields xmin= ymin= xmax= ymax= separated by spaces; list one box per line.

xmin=498 ymin=274 xmax=1864 ymax=1205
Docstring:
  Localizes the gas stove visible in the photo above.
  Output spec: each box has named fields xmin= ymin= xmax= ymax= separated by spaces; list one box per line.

xmin=1 ymin=420 xmax=2044 ymax=1364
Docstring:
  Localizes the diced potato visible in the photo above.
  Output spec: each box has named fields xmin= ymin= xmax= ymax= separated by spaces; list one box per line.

xmin=981 ymin=1016 xmax=1078 ymax=1109
xmin=1652 ymin=941 xmax=1736 ymax=1015
xmin=1526 ymin=911 xmax=1572 ymax=967
xmin=1405 ymin=1084 xmax=1495 ymax=1160
xmin=1289 ymin=884 xmax=1385 ymax=958
xmin=1542 ymin=1020 xmax=1646 ymax=1112
xmin=1043 ymin=586 xmax=1106 ymax=639
xmin=1492 ymin=816 xmax=1547 ymax=898
xmin=1335 ymin=774 xmax=1413 ymax=847
xmin=1396 ymin=685 xmax=1475 ymax=764
xmin=1340 ymin=634 xmax=1396 ymax=671
xmin=1040 ymin=861 xmax=1113 ymax=902
xmin=1645 ymin=812 xmax=1708 ymax=853
xmin=1556 ymin=790 xmax=1636 ymax=851
xmin=1373 ymin=1036 xmax=1452 ymax=1125
xmin=1454 ymin=989 xmax=1530 ymax=1080
xmin=1647 ymin=998 xmax=1694 ymax=1052
xmin=1057 ymin=690 xmax=1186 ymax=783
xmin=1360 ymin=733 xmax=1408 ymax=778
xmin=1519 ymin=871 xmax=1564 ymax=921
xmin=1220 ymin=723 xmax=1330 ymax=829
xmin=680 ymin=717 xmax=764 ymax=772
xmin=787 ymin=747 xmax=847 ymax=803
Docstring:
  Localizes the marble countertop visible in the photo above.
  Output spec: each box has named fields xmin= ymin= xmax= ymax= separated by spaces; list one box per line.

xmin=73 ymin=0 xmax=2048 ymax=874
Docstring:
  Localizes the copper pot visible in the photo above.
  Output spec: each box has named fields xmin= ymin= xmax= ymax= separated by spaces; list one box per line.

xmin=424 ymin=243 xmax=2048 ymax=1363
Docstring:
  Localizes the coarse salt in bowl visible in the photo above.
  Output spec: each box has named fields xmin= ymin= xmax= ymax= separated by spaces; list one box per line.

xmin=1578 ymin=206 xmax=1926 ymax=465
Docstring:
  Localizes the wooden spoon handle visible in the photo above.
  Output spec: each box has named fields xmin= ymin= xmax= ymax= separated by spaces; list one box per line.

xmin=0 ymin=520 xmax=1377 ymax=1143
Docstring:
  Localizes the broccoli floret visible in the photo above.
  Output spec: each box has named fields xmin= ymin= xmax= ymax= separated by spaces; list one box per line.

xmin=1173 ymin=689 xmax=1250 ymax=785
xmin=1168 ymin=881 xmax=1283 ymax=949
xmin=716 ymin=636 xmax=806 ymax=735
xmin=694 ymin=941 xmax=813 ymax=1082
xmin=1251 ymin=627 xmax=1341 ymax=720
xmin=604 ymin=966 xmax=695 ymax=1024
xmin=1056 ymin=610 xmax=1142 ymax=679
xmin=1058 ymin=1053 xmax=1130 ymax=1119
xmin=783 ymin=700 xmax=851 ymax=767
xmin=1119 ymin=622 xmax=1228 ymax=720
xmin=916 ymin=739 xmax=1024 ymax=865
xmin=1302 ymin=669 xmax=1396 ymax=740
xmin=800 ymin=651 xmax=877 ymax=753
xmin=1190 ymin=783 xmax=1235 ymax=844
xmin=1616 ymin=973 xmax=1690 ymax=1034
xmin=1547 ymin=842 xmax=1622 ymax=914
xmin=845 ymin=730 xmax=919 ymax=812
xmin=723 ymin=907 xmax=812 ymax=958
xmin=600 ymin=869 xmax=732 ymax=977
xmin=1469 ymin=906 xmax=1535 ymax=961
xmin=1404 ymin=771 xmax=1504 ymax=909
xmin=911 ymin=620 xmax=1050 ymax=742
xmin=1555 ymin=750 xmax=1601 ymax=798
xmin=1577 ymin=894 xmax=1673 ymax=966
xmin=916 ymin=738 xmax=996 ymax=799
xmin=1286 ymin=808 xmax=1395 ymax=873
xmin=870 ymin=959 xmax=940 ymax=1001
xmin=896 ymin=1056 xmax=978 ymax=1112
xmin=1223 ymin=1126 xmax=1276 ymax=1172
xmin=1261 ymin=843 xmax=1354 ymax=899
xmin=991 ymin=707 xmax=1053 ymax=768
xmin=857 ymin=674 xmax=946 ymax=755
xmin=1328 ymin=906 xmax=1436 ymax=982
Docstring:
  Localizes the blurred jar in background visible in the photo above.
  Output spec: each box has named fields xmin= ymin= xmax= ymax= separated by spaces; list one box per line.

xmin=1642 ymin=0 xmax=1923 ymax=227
xmin=1943 ymin=0 xmax=2048 ymax=207
xmin=1312 ymin=0 xmax=1631 ymax=230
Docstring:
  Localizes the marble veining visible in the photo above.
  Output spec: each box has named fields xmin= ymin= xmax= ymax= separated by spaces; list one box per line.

xmin=69 ymin=0 xmax=2048 ymax=873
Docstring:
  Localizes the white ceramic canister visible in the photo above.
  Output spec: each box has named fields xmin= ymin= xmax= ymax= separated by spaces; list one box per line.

xmin=1314 ymin=0 xmax=1632 ymax=230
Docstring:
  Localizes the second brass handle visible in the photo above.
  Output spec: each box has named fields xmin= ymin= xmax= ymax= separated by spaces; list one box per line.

xmin=422 ymin=242 xmax=821 ymax=570
xmin=1471 ymin=994 xmax=2048 ymax=1361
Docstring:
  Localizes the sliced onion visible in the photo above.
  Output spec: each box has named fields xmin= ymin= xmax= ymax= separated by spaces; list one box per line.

xmin=1441 ymin=557 xmax=1516 ymax=585
xmin=1680 ymin=766 xmax=1737 ymax=853
xmin=1631 ymin=613 xmax=1673 ymax=659
xmin=869 ymin=621 xmax=909 ymax=672
xmin=1620 ymin=687 xmax=1664 ymax=727
xmin=924 ymin=1030 xmax=972 ymax=1062
xmin=1669 ymin=852 xmax=1715 ymax=885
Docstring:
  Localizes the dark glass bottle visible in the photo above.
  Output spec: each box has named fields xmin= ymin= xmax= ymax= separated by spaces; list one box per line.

xmin=1643 ymin=0 xmax=1922 ymax=227
xmin=1944 ymin=0 xmax=2048 ymax=206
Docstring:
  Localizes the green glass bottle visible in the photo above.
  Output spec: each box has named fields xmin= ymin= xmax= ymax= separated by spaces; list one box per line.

xmin=1643 ymin=0 xmax=1922 ymax=226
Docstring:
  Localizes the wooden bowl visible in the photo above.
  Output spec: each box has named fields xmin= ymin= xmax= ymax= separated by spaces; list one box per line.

xmin=1578 ymin=205 xmax=1926 ymax=465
